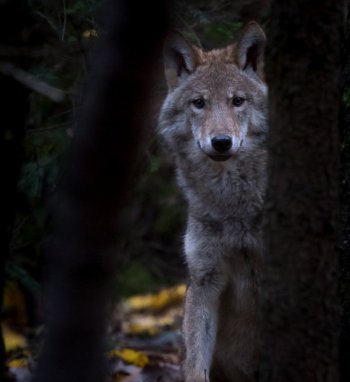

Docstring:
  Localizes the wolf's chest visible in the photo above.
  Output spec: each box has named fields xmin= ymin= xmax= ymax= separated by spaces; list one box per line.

xmin=179 ymin=162 xmax=264 ymax=219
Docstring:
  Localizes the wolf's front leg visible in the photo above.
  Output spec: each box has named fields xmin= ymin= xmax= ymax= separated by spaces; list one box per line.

xmin=183 ymin=282 xmax=221 ymax=382
xmin=183 ymin=233 xmax=227 ymax=382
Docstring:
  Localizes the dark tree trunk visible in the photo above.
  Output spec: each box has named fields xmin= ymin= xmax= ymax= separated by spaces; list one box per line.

xmin=340 ymin=4 xmax=350 ymax=381
xmin=0 ymin=76 xmax=28 ymax=382
xmin=260 ymin=1 xmax=345 ymax=381
xmin=0 ymin=1 xmax=32 ymax=379
xmin=32 ymin=1 xmax=170 ymax=382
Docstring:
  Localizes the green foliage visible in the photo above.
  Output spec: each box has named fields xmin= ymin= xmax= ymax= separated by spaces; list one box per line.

xmin=116 ymin=261 xmax=159 ymax=298
xmin=28 ymin=0 xmax=101 ymax=40
xmin=178 ymin=2 xmax=244 ymax=49
xmin=202 ymin=21 xmax=243 ymax=46
xmin=7 ymin=0 xmax=98 ymax=288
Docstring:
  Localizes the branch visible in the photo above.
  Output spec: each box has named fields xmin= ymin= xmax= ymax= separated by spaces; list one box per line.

xmin=0 ymin=61 xmax=65 ymax=102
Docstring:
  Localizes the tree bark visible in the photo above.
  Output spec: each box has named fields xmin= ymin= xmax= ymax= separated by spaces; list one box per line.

xmin=0 ymin=1 xmax=32 ymax=379
xmin=0 ymin=75 xmax=29 ymax=382
xmin=260 ymin=1 xmax=345 ymax=381
xmin=32 ymin=1 xmax=170 ymax=382
xmin=339 ymin=4 xmax=350 ymax=381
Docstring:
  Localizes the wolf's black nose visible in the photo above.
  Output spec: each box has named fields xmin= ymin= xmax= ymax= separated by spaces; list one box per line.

xmin=211 ymin=135 xmax=232 ymax=152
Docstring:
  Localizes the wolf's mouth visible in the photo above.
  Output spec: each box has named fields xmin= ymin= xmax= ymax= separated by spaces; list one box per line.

xmin=208 ymin=154 xmax=232 ymax=162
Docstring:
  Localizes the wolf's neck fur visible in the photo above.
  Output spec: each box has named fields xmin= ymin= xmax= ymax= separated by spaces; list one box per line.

xmin=175 ymin=147 xmax=267 ymax=224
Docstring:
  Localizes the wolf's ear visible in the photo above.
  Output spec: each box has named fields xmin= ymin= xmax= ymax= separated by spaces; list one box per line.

xmin=163 ymin=33 xmax=199 ymax=90
xmin=237 ymin=22 xmax=266 ymax=75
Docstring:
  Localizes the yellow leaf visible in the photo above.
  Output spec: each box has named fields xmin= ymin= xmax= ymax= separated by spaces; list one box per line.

xmin=7 ymin=358 xmax=28 ymax=368
xmin=125 ymin=284 xmax=186 ymax=312
xmin=2 ymin=324 xmax=27 ymax=351
xmin=110 ymin=348 xmax=149 ymax=368
xmin=82 ymin=29 xmax=98 ymax=39
xmin=3 ymin=281 xmax=28 ymax=326
xmin=121 ymin=305 xmax=183 ymax=336
xmin=125 ymin=322 xmax=160 ymax=336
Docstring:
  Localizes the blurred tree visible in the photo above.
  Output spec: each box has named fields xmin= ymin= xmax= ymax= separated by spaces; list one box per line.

xmin=340 ymin=2 xmax=350 ymax=380
xmin=2 ymin=0 xmax=103 ymax=321
xmin=31 ymin=1 xmax=170 ymax=382
xmin=0 ymin=0 xmax=36 ymax=379
xmin=261 ymin=1 xmax=345 ymax=381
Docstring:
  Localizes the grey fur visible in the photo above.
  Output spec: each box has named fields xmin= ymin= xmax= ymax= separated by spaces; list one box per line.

xmin=158 ymin=22 xmax=267 ymax=382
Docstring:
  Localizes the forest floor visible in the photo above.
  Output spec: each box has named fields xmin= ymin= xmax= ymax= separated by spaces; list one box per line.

xmin=3 ymin=284 xmax=186 ymax=382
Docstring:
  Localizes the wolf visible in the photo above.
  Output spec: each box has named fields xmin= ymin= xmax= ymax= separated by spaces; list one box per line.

xmin=158 ymin=22 xmax=267 ymax=382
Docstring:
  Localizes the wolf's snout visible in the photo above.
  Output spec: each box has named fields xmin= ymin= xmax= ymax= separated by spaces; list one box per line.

xmin=211 ymin=135 xmax=232 ymax=153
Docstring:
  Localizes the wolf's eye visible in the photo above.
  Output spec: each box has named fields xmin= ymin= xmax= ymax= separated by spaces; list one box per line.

xmin=192 ymin=98 xmax=205 ymax=109
xmin=232 ymin=97 xmax=245 ymax=107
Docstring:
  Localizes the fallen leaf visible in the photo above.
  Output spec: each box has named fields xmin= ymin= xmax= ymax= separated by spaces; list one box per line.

xmin=125 ymin=285 xmax=186 ymax=313
xmin=2 ymin=324 xmax=27 ymax=351
xmin=111 ymin=348 xmax=149 ymax=368
xmin=7 ymin=358 xmax=29 ymax=368
xmin=3 ymin=281 xmax=28 ymax=327
xmin=82 ymin=29 xmax=98 ymax=39
xmin=122 ymin=305 xmax=183 ymax=337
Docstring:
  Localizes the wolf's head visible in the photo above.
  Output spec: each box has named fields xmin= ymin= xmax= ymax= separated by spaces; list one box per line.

xmin=159 ymin=22 xmax=267 ymax=163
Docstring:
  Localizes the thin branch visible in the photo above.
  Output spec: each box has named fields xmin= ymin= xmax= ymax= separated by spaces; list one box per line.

xmin=0 ymin=61 xmax=65 ymax=102
xmin=35 ymin=11 xmax=59 ymax=35
xmin=61 ymin=0 xmax=67 ymax=41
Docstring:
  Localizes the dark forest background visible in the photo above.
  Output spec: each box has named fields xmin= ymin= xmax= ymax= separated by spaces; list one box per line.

xmin=1 ymin=0 xmax=349 ymax=381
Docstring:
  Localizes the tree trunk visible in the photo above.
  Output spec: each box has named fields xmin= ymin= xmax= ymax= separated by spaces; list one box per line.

xmin=339 ymin=4 xmax=350 ymax=381
xmin=0 ymin=1 xmax=32 ymax=379
xmin=0 ymin=75 xmax=28 ymax=382
xmin=32 ymin=1 xmax=170 ymax=382
xmin=260 ymin=1 xmax=345 ymax=381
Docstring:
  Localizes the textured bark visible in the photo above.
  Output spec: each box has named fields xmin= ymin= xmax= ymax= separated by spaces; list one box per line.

xmin=0 ymin=77 xmax=28 ymax=381
xmin=260 ymin=1 xmax=345 ymax=381
xmin=340 ymin=5 xmax=350 ymax=381
xmin=31 ymin=1 xmax=169 ymax=382
xmin=0 ymin=76 xmax=28 ymax=381
xmin=0 ymin=1 xmax=32 ymax=379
